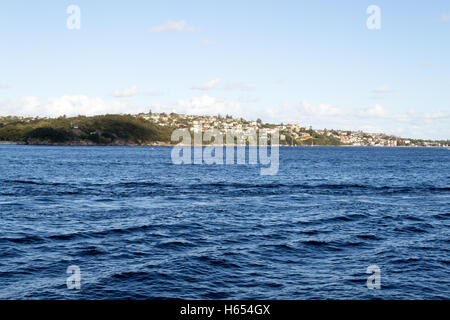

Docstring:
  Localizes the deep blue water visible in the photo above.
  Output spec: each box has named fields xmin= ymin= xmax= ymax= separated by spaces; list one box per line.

xmin=0 ymin=145 xmax=449 ymax=299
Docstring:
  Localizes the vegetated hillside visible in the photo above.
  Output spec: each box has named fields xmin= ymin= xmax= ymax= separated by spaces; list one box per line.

xmin=0 ymin=115 xmax=174 ymax=145
xmin=280 ymin=128 xmax=343 ymax=146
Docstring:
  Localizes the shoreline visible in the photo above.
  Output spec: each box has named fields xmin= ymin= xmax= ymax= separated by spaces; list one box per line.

xmin=0 ymin=141 xmax=448 ymax=148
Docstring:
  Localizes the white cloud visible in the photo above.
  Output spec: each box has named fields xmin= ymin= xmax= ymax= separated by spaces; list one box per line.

xmin=355 ymin=104 xmax=427 ymax=123
xmin=0 ymin=82 xmax=9 ymax=89
xmin=373 ymin=84 xmax=391 ymax=94
xmin=355 ymin=104 xmax=417 ymax=122
xmin=148 ymin=95 xmax=262 ymax=120
xmin=173 ymin=95 xmax=244 ymax=116
xmin=191 ymin=78 xmax=220 ymax=91
xmin=149 ymin=20 xmax=198 ymax=33
xmin=110 ymin=85 xmax=138 ymax=98
xmin=224 ymin=82 xmax=255 ymax=91
xmin=143 ymin=90 xmax=164 ymax=97
xmin=134 ymin=97 xmax=344 ymax=125
xmin=201 ymin=39 xmax=216 ymax=45
xmin=298 ymin=100 xmax=343 ymax=117
xmin=358 ymin=104 xmax=388 ymax=118
xmin=0 ymin=95 xmax=145 ymax=118
xmin=423 ymin=111 xmax=450 ymax=120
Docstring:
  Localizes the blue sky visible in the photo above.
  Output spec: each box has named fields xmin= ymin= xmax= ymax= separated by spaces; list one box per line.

xmin=0 ymin=0 xmax=449 ymax=139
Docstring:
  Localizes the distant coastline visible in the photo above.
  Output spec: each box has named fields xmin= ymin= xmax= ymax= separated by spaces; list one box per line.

xmin=0 ymin=141 xmax=447 ymax=149
xmin=1 ymin=113 xmax=448 ymax=148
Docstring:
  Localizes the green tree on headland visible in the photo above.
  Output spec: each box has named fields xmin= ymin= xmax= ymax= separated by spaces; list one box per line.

xmin=0 ymin=115 xmax=173 ymax=145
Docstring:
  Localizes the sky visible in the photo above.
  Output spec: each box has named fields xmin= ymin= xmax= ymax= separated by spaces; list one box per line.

xmin=0 ymin=0 xmax=449 ymax=139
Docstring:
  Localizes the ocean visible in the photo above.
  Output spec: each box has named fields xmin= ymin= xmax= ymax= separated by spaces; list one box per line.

xmin=0 ymin=145 xmax=449 ymax=299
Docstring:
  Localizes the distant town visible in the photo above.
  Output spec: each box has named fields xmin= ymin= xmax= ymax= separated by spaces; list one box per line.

xmin=136 ymin=112 xmax=449 ymax=147
xmin=0 ymin=112 xmax=449 ymax=147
